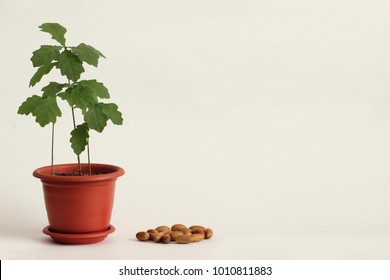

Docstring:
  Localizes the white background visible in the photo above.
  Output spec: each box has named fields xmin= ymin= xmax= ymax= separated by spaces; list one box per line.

xmin=1 ymin=0 xmax=390 ymax=259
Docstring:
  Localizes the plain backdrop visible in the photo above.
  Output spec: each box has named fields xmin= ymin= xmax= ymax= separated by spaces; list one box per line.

xmin=1 ymin=0 xmax=390 ymax=259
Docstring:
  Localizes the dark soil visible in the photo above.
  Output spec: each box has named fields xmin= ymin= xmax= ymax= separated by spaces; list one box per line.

xmin=55 ymin=172 xmax=103 ymax=176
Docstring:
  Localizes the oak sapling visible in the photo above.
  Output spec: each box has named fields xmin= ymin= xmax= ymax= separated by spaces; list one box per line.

xmin=18 ymin=23 xmax=123 ymax=175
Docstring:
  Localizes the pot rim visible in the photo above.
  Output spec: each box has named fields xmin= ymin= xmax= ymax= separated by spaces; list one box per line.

xmin=33 ymin=163 xmax=125 ymax=183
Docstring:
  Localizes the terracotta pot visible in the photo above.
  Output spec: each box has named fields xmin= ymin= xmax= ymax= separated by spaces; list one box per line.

xmin=33 ymin=163 xmax=124 ymax=243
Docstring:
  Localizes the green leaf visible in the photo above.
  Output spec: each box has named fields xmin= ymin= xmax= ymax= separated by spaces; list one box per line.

xmin=84 ymin=103 xmax=108 ymax=133
xmin=17 ymin=95 xmax=42 ymax=116
xmin=41 ymin=82 xmax=66 ymax=98
xmin=31 ymin=45 xmax=62 ymax=67
xmin=59 ymin=80 xmax=109 ymax=111
xmin=29 ymin=62 xmax=56 ymax=87
xmin=70 ymin=123 xmax=89 ymax=155
xmin=78 ymin=80 xmax=110 ymax=99
xmin=59 ymin=84 xmax=97 ymax=111
xmin=39 ymin=23 xmax=67 ymax=46
xmin=71 ymin=43 xmax=105 ymax=67
xmin=34 ymin=96 xmax=62 ymax=126
xmin=18 ymin=95 xmax=61 ymax=126
xmin=101 ymin=103 xmax=123 ymax=125
xmin=56 ymin=50 xmax=84 ymax=82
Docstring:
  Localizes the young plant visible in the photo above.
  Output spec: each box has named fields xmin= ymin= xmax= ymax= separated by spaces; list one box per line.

xmin=18 ymin=23 xmax=123 ymax=175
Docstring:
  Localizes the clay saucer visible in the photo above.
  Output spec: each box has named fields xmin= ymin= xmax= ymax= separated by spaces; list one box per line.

xmin=43 ymin=225 xmax=115 ymax=245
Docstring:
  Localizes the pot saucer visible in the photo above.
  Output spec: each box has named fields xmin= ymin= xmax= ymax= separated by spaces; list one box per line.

xmin=43 ymin=225 xmax=115 ymax=245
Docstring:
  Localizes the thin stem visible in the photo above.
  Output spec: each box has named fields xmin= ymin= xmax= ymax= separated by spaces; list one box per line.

xmin=51 ymin=123 xmax=55 ymax=175
xmin=87 ymin=140 xmax=91 ymax=175
xmin=71 ymin=106 xmax=82 ymax=176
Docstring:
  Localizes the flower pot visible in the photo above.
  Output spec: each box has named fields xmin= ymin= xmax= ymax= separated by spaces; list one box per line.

xmin=33 ymin=163 xmax=124 ymax=244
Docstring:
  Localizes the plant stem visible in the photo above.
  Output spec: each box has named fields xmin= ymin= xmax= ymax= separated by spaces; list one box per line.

xmin=71 ymin=106 xmax=83 ymax=176
xmin=87 ymin=140 xmax=91 ymax=175
xmin=51 ymin=123 xmax=55 ymax=175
